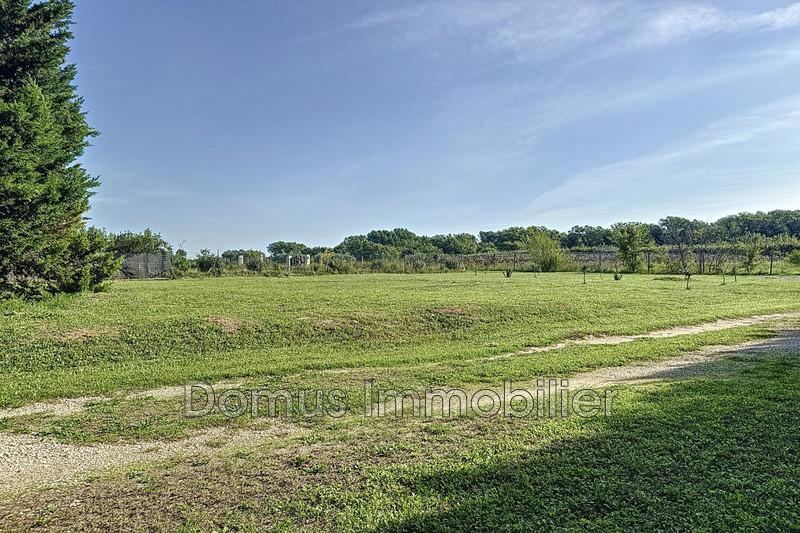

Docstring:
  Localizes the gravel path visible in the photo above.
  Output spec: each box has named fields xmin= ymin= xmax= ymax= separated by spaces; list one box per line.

xmin=569 ymin=328 xmax=800 ymax=389
xmin=486 ymin=311 xmax=800 ymax=360
xmin=0 ymin=422 xmax=303 ymax=496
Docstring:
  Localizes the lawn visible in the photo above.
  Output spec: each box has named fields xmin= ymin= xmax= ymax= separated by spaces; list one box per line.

xmin=1 ymin=272 xmax=799 ymax=407
xmin=1 ymin=273 xmax=799 ymax=532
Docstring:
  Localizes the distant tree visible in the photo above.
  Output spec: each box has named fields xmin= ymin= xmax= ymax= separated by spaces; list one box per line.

xmin=366 ymin=228 xmax=416 ymax=248
xmin=195 ymin=249 xmax=222 ymax=273
xmin=787 ymin=250 xmax=800 ymax=268
xmin=564 ymin=225 xmax=611 ymax=248
xmin=334 ymin=235 xmax=399 ymax=261
xmin=366 ymin=228 xmax=438 ymax=256
xmin=221 ymin=249 xmax=241 ymax=264
xmin=479 ymin=226 xmax=565 ymax=251
xmin=110 ymin=229 xmax=171 ymax=254
xmin=710 ymin=243 xmax=734 ymax=284
xmin=334 ymin=235 xmax=369 ymax=260
xmin=658 ymin=217 xmax=695 ymax=274
xmin=610 ymin=223 xmax=651 ymax=273
xmin=479 ymin=228 xmax=527 ymax=251
xmin=430 ymin=233 xmax=478 ymax=255
xmin=267 ymin=241 xmax=308 ymax=256
xmin=477 ymin=241 xmax=498 ymax=253
xmin=738 ymin=232 xmax=765 ymax=274
xmin=521 ymin=231 xmax=564 ymax=272
xmin=172 ymin=249 xmax=190 ymax=272
xmin=712 ymin=210 xmax=800 ymax=241
xmin=222 ymin=249 xmax=264 ymax=270
xmin=306 ymin=246 xmax=329 ymax=256
xmin=762 ymin=237 xmax=781 ymax=276
xmin=0 ymin=0 xmax=117 ymax=298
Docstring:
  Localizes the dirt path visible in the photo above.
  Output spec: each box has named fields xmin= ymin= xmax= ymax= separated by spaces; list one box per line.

xmin=1 ymin=312 xmax=798 ymax=496
xmin=0 ymin=422 xmax=303 ymax=496
xmin=2 ymin=311 xmax=798 ymax=421
xmin=486 ymin=311 xmax=800 ymax=361
xmin=569 ymin=328 xmax=800 ymax=389
xmin=0 ymin=382 xmax=242 ymax=420
xmin=2 ymin=329 xmax=798 ymax=496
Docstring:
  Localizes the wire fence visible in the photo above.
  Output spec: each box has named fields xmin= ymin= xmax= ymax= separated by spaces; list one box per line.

xmin=115 ymin=252 xmax=172 ymax=279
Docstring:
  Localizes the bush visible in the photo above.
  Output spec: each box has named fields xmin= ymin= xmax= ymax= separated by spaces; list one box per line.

xmin=325 ymin=254 xmax=356 ymax=274
xmin=522 ymin=232 xmax=564 ymax=272
xmin=195 ymin=249 xmax=223 ymax=273
xmin=110 ymin=229 xmax=171 ymax=254
xmin=57 ymin=227 xmax=122 ymax=294
xmin=787 ymin=250 xmax=800 ymax=267
xmin=172 ymin=249 xmax=190 ymax=273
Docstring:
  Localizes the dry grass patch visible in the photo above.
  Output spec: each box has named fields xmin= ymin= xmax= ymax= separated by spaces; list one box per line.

xmin=204 ymin=315 xmax=243 ymax=334
xmin=32 ymin=327 xmax=119 ymax=343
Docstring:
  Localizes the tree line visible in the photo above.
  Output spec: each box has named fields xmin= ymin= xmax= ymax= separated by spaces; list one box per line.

xmin=254 ymin=211 xmax=800 ymax=268
xmin=154 ymin=210 xmax=800 ymax=277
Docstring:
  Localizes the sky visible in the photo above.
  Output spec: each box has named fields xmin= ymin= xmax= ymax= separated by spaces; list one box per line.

xmin=69 ymin=0 xmax=800 ymax=254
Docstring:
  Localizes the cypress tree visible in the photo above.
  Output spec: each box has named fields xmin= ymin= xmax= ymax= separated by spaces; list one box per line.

xmin=0 ymin=0 xmax=118 ymax=298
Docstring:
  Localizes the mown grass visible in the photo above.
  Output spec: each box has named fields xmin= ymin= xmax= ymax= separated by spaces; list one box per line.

xmin=3 ymin=354 xmax=797 ymax=532
xmin=1 ymin=273 xmax=799 ymax=407
xmin=1 ymin=274 xmax=799 ymax=532
xmin=0 ymin=323 xmax=777 ymax=444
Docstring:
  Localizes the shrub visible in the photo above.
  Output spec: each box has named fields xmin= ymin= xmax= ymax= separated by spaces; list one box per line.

xmin=57 ymin=227 xmax=122 ymax=294
xmin=172 ymin=249 xmax=190 ymax=273
xmin=521 ymin=232 xmax=564 ymax=272
xmin=195 ymin=249 xmax=223 ymax=273
xmin=325 ymin=254 xmax=356 ymax=274
xmin=110 ymin=229 xmax=171 ymax=254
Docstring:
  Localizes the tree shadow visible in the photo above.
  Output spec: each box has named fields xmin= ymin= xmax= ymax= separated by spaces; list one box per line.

xmin=364 ymin=358 xmax=800 ymax=532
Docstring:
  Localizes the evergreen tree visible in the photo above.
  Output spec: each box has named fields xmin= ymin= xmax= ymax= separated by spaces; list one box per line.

xmin=0 ymin=0 xmax=118 ymax=298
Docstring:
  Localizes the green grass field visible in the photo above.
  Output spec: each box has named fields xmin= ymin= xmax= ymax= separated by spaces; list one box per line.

xmin=1 ymin=273 xmax=799 ymax=406
xmin=1 ymin=273 xmax=799 ymax=531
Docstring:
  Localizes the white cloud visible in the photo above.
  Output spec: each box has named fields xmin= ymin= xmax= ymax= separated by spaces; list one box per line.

xmin=522 ymin=95 xmax=800 ymax=227
xmin=627 ymin=3 xmax=800 ymax=48
xmin=345 ymin=1 xmax=800 ymax=60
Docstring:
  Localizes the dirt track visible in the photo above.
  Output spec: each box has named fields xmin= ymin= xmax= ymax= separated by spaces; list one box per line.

xmin=1 ymin=312 xmax=798 ymax=495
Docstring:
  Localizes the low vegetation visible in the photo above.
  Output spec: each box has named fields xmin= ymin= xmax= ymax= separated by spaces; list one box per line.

xmin=1 ymin=273 xmax=799 ymax=531
xmin=2 ymin=273 xmax=799 ymax=407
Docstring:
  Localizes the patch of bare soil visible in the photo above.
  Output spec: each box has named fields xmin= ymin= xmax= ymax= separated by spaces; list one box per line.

xmin=0 ymin=397 xmax=108 ymax=419
xmin=569 ymin=328 xmax=800 ymax=389
xmin=313 ymin=317 xmax=359 ymax=328
xmin=486 ymin=311 xmax=800 ymax=361
xmin=33 ymin=328 xmax=116 ymax=343
xmin=0 ymin=418 xmax=471 ymax=532
xmin=128 ymin=380 xmax=244 ymax=401
xmin=0 ymin=382 xmax=244 ymax=419
xmin=0 ymin=421 xmax=303 ymax=497
xmin=204 ymin=315 xmax=243 ymax=334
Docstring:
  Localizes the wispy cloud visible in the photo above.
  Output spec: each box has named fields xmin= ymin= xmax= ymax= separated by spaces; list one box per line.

xmin=344 ymin=1 xmax=800 ymax=60
xmin=625 ymin=3 xmax=800 ymax=49
xmin=522 ymin=95 xmax=800 ymax=227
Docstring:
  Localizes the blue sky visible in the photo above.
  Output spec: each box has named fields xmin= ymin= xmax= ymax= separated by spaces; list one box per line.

xmin=70 ymin=1 xmax=800 ymax=253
